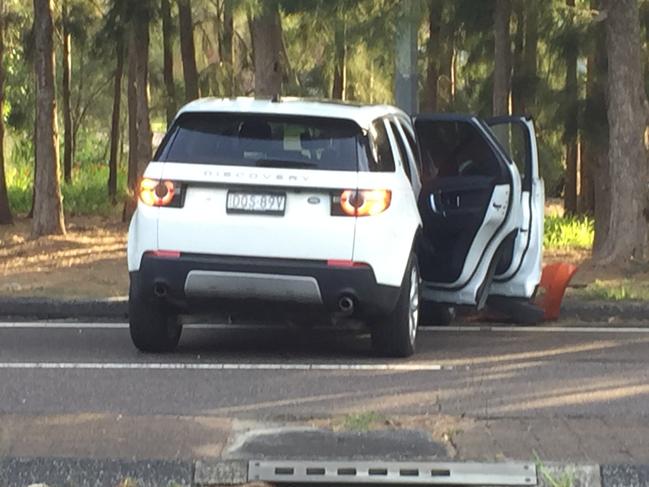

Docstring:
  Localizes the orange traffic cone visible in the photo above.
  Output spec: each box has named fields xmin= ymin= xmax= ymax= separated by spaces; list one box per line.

xmin=535 ymin=262 xmax=578 ymax=320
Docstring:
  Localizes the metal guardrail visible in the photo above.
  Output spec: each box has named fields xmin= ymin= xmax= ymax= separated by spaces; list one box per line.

xmin=248 ymin=460 xmax=537 ymax=485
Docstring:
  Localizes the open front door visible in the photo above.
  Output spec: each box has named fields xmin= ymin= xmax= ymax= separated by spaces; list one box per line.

xmin=414 ymin=115 xmax=522 ymax=307
xmin=486 ymin=116 xmax=544 ymax=299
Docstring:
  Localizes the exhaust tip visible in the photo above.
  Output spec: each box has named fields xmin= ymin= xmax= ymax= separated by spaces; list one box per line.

xmin=153 ymin=282 xmax=168 ymax=298
xmin=338 ymin=295 xmax=355 ymax=313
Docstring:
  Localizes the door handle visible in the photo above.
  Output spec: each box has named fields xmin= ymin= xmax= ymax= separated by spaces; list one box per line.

xmin=492 ymin=202 xmax=504 ymax=209
xmin=430 ymin=194 xmax=439 ymax=213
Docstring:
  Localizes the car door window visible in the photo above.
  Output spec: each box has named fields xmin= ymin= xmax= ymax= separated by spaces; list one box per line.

xmin=417 ymin=120 xmax=502 ymax=180
xmin=388 ymin=120 xmax=412 ymax=182
xmin=399 ymin=120 xmax=422 ymax=175
xmin=487 ymin=121 xmax=531 ymax=190
xmin=368 ymin=119 xmax=396 ymax=172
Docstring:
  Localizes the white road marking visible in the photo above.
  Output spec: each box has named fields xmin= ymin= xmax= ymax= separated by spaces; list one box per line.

xmin=0 ymin=322 xmax=249 ymax=330
xmin=1 ymin=322 xmax=648 ymax=333
xmin=0 ymin=362 xmax=443 ymax=371
xmin=0 ymin=322 xmax=129 ymax=329
xmin=419 ymin=325 xmax=649 ymax=333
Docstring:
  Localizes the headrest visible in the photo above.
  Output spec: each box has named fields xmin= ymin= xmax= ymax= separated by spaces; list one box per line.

xmin=239 ymin=120 xmax=272 ymax=139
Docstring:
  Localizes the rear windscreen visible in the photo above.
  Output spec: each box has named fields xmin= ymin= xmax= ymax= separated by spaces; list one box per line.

xmin=155 ymin=112 xmax=368 ymax=171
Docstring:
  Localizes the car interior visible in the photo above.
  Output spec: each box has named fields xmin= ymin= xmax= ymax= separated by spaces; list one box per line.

xmin=415 ymin=119 xmax=509 ymax=284
xmin=159 ymin=113 xmax=362 ymax=171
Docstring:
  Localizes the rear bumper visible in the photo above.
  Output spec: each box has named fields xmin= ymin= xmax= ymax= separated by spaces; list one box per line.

xmin=133 ymin=253 xmax=401 ymax=318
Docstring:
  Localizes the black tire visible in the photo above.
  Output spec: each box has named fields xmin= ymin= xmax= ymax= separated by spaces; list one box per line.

xmin=371 ymin=254 xmax=420 ymax=358
xmin=420 ymin=302 xmax=456 ymax=326
xmin=129 ymin=278 xmax=182 ymax=353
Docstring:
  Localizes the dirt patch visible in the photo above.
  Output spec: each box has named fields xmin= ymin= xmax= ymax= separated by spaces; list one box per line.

xmin=309 ymin=413 xmax=470 ymax=458
xmin=544 ymin=197 xmax=564 ymax=217
xmin=0 ymin=217 xmax=128 ymax=299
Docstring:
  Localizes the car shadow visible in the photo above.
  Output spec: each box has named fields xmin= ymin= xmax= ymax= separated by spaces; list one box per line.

xmin=175 ymin=323 xmax=378 ymax=360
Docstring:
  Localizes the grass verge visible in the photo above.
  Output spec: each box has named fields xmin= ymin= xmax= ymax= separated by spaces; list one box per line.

xmin=6 ymin=161 xmax=128 ymax=217
xmin=571 ymin=278 xmax=649 ymax=301
xmin=544 ymin=215 xmax=593 ymax=251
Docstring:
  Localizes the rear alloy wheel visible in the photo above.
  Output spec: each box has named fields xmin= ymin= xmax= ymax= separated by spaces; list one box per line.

xmin=371 ymin=254 xmax=420 ymax=358
xmin=129 ymin=279 xmax=182 ymax=353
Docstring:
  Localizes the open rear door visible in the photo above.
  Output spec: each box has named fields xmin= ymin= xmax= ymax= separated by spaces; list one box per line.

xmin=414 ymin=115 xmax=522 ymax=307
xmin=486 ymin=116 xmax=544 ymax=299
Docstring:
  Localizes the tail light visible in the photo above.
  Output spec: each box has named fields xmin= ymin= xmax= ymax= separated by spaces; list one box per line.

xmin=332 ymin=189 xmax=391 ymax=217
xmin=139 ymin=178 xmax=183 ymax=207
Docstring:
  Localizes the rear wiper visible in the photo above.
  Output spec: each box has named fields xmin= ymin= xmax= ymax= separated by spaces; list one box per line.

xmin=255 ymin=158 xmax=317 ymax=169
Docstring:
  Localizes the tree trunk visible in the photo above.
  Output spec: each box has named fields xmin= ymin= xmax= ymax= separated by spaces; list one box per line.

xmin=493 ymin=0 xmax=511 ymax=116
xmin=70 ymin=49 xmax=84 ymax=164
xmin=564 ymin=0 xmax=578 ymax=215
xmin=511 ymin=0 xmax=524 ymax=116
xmin=222 ymin=0 xmax=235 ymax=96
xmin=123 ymin=14 xmax=152 ymax=223
xmin=423 ymin=0 xmax=442 ymax=112
xmin=127 ymin=28 xmax=138 ymax=193
xmin=62 ymin=0 xmax=72 ymax=183
xmin=32 ymin=0 xmax=65 ymax=237
xmin=108 ymin=40 xmax=124 ymax=204
xmin=579 ymin=0 xmax=599 ymax=216
xmin=0 ymin=0 xmax=12 ymax=225
xmin=162 ymin=0 xmax=176 ymax=125
xmin=589 ymin=0 xmax=610 ymax=251
xmin=178 ymin=0 xmax=199 ymax=102
xmin=331 ymin=7 xmax=346 ymax=100
xmin=438 ymin=6 xmax=454 ymax=109
xmin=596 ymin=0 xmax=649 ymax=262
xmin=251 ymin=1 xmax=282 ymax=97
xmin=134 ymin=19 xmax=152 ymax=179
xmin=28 ymin=114 xmax=36 ymax=219
xmin=523 ymin=0 xmax=538 ymax=115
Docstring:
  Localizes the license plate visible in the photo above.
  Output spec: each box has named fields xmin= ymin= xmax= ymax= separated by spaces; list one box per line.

xmin=226 ymin=191 xmax=286 ymax=215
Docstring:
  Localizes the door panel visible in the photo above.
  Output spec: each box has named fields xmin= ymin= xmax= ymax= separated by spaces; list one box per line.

xmin=414 ymin=115 xmax=519 ymax=306
xmin=486 ymin=117 xmax=544 ymax=298
xmin=418 ymin=175 xmax=495 ymax=283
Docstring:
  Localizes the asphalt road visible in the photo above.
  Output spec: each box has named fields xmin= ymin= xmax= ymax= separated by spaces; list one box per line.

xmin=2 ymin=320 xmax=649 ymax=417
xmin=1 ymin=320 xmax=649 ymax=462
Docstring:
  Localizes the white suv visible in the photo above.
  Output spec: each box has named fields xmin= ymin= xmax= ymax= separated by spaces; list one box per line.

xmin=128 ymin=98 xmax=543 ymax=357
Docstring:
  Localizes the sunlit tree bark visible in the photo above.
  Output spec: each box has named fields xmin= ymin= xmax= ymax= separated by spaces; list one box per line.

xmin=32 ymin=0 xmax=65 ymax=237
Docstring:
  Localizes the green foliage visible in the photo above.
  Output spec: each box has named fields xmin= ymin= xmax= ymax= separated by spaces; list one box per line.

xmin=5 ymin=156 xmax=32 ymax=215
xmin=534 ymin=452 xmax=576 ymax=487
xmin=0 ymin=0 xmax=615 ymax=219
xmin=7 ymin=161 xmax=127 ymax=217
xmin=341 ymin=411 xmax=385 ymax=431
xmin=578 ymin=279 xmax=649 ymax=301
xmin=544 ymin=215 xmax=594 ymax=250
xmin=4 ymin=0 xmax=36 ymax=135
xmin=116 ymin=477 xmax=140 ymax=487
xmin=62 ymin=164 xmax=128 ymax=216
xmin=6 ymin=131 xmax=127 ymax=217
xmin=280 ymin=0 xmax=399 ymax=103
xmin=72 ymin=128 xmax=110 ymax=167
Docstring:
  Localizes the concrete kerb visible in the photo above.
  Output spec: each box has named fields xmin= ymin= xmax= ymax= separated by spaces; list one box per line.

xmin=0 ymin=296 xmax=647 ymax=323
xmin=0 ymin=297 xmax=128 ymax=320
xmin=0 ymin=457 xmax=193 ymax=487
xmin=560 ymin=298 xmax=649 ymax=322
xmin=4 ymin=458 xmax=649 ymax=487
